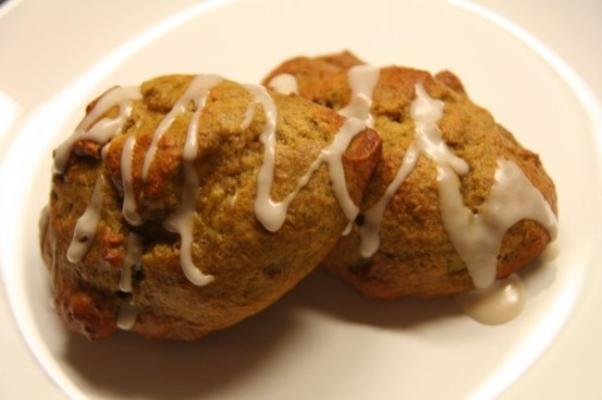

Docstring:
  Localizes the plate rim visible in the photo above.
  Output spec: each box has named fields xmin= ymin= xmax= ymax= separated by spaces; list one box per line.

xmin=1 ymin=1 xmax=601 ymax=399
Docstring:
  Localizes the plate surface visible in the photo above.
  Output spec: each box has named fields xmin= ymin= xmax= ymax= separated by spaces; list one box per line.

xmin=1 ymin=0 xmax=601 ymax=399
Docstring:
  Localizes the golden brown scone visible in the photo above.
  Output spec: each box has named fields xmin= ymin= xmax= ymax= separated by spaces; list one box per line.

xmin=263 ymin=52 xmax=558 ymax=299
xmin=41 ymin=74 xmax=381 ymax=340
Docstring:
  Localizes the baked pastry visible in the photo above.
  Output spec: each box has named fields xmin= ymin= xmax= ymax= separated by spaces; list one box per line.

xmin=263 ymin=51 xmax=558 ymax=299
xmin=40 ymin=74 xmax=381 ymax=340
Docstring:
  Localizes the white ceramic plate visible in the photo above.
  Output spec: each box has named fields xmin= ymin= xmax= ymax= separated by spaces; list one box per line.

xmin=1 ymin=0 xmax=602 ymax=399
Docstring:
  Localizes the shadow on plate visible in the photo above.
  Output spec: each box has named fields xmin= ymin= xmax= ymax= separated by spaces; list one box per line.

xmin=287 ymin=271 xmax=463 ymax=328
xmin=63 ymin=271 xmax=462 ymax=399
xmin=64 ymin=301 xmax=296 ymax=399
xmin=61 ymin=255 xmax=558 ymax=399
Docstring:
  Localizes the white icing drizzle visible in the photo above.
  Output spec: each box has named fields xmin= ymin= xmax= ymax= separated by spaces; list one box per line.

xmin=411 ymin=83 xmax=469 ymax=174
xmin=117 ymin=232 xmax=143 ymax=330
xmin=320 ymin=118 xmax=366 ymax=221
xmin=156 ymin=74 xmax=223 ymax=286
xmin=410 ymin=82 xmax=557 ymax=288
xmin=66 ymin=176 xmax=104 ymax=263
xmin=456 ymin=274 xmax=526 ymax=325
xmin=336 ymin=65 xmax=425 ymax=256
xmin=164 ymin=163 xmax=215 ymax=286
xmin=100 ymin=141 xmax=111 ymax=161
xmin=245 ymin=84 xmax=279 ymax=231
xmin=142 ymin=74 xmax=223 ymax=179
xmin=267 ymin=73 xmax=298 ymax=95
xmin=117 ymin=299 xmax=138 ymax=330
xmin=240 ymin=102 xmax=257 ymax=130
xmin=183 ymin=76 xmax=223 ymax=161
xmin=119 ymin=233 xmax=143 ymax=293
xmin=342 ymin=221 xmax=353 ymax=236
xmin=54 ymin=86 xmax=141 ymax=174
xmin=338 ymin=65 xmax=380 ymax=127
xmin=248 ymin=81 xmax=364 ymax=232
xmin=438 ymin=160 xmax=557 ymax=288
xmin=358 ymin=144 xmax=419 ymax=257
xmin=265 ymin=116 xmax=365 ymax=229
xmin=356 ymin=81 xmax=466 ymax=257
xmin=120 ymin=133 xmax=142 ymax=225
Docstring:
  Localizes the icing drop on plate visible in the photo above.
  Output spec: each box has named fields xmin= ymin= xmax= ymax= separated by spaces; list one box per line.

xmin=120 ymin=133 xmax=142 ymax=225
xmin=67 ymin=176 xmax=104 ymax=263
xmin=338 ymin=65 xmax=380 ymax=127
xmin=54 ymin=86 xmax=141 ymax=173
xmin=142 ymin=74 xmax=223 ymax=179
xmin=456 ymin=274 xmax=526 ymax=325
xmin=267 ymin=73 xmax=298 ymax=95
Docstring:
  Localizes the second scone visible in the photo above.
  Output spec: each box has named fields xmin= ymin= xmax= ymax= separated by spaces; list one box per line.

xmin=263 ymin=52 xmax=558 ymax=299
